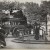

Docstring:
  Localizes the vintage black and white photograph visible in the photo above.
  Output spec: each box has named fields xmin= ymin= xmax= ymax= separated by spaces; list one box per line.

xmin=0 ymin=0 xmax=50 ymax=49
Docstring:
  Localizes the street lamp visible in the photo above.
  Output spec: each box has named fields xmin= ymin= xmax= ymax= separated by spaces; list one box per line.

xmin=46 ymin=14 xmax=47 ymax=35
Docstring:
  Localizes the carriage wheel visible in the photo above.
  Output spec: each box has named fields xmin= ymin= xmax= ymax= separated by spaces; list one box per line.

xmin=12 ymin=30 xmax=19 ymax=38
xmin=18 ymin=30 xmax=24 ymax=40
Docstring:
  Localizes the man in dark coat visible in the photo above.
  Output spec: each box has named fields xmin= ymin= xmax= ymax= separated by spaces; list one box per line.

xmin=0 ymin=24 xmax=6 ymax=48
xmin=34 ymin=22 xmax=40 ymax=40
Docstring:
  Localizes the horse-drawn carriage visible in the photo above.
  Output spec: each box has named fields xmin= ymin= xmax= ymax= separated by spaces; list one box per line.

xmin=1 ymin=9 xmax=30 ymax=38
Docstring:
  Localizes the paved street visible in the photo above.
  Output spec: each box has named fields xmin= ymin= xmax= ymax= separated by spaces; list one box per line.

xmin=0 ymin=34 xmax=49 ymax=49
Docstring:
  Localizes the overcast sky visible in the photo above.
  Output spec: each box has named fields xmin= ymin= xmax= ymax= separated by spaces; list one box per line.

xmin=0 ymin=0 xmax=50 ymax=5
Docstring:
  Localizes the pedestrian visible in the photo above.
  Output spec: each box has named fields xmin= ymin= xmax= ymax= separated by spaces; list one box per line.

xmin=34 ymin=22 xmax=40 ymax=40
xmin=39 ymin=29 xmax=43 ymax=39
xmin=0 ymin=24 xmax=6 ymax=48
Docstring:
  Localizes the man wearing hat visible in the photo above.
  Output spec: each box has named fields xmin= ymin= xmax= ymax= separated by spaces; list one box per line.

xmin=0 ymin=24 xmax=6 ymax=48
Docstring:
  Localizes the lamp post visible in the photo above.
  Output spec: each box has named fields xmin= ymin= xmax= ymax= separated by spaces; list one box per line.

xmin=46 ymin=15 xmax=47 ymax=35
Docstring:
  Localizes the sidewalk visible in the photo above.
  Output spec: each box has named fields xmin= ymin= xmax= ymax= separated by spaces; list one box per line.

xmin=12 ymin=35 xmax=50 ymax=44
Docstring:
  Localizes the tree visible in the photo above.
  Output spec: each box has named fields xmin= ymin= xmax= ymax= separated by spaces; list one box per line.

xmin=40 ymin=1 xmax=48 ymax=22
